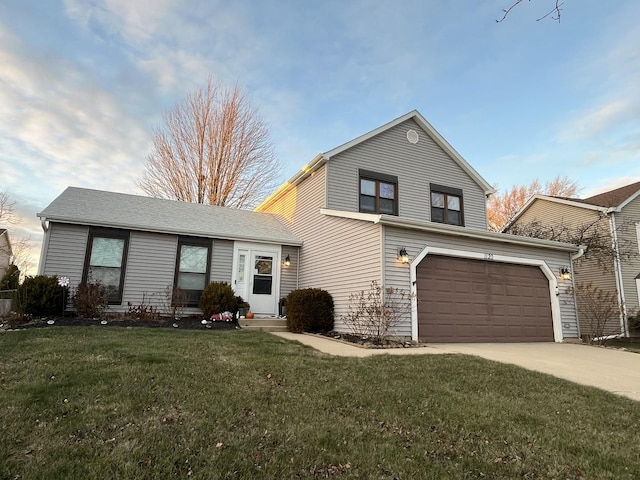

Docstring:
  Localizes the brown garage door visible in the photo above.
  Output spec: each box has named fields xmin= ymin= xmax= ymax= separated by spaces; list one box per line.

xmin=417 ymin=255 xmax=553 ymax=343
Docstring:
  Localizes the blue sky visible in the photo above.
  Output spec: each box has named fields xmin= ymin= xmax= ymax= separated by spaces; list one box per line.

xmin=1 ymin=0 xmax=639 ymax=273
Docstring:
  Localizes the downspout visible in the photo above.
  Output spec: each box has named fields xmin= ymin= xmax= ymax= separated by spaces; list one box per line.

xmin=37 ymin=217 xmax=50 ymax=275
xmin=609 ymin=212 xmax=629 ymax=336
xmin=569 ymin=246 xmax=586 ymax=339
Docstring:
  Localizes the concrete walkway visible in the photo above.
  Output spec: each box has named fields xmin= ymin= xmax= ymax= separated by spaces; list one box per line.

xmin=273 ymin=332 xmax=640 ymax=401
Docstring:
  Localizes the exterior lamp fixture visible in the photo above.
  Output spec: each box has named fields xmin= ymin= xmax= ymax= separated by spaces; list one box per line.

xmin=560 ymin=266 xmax=571 ymax=281
xmin=398 ymin=247 xmax=410 ymax=264
xmin=283 ymin=255 xmax=291 ymax=267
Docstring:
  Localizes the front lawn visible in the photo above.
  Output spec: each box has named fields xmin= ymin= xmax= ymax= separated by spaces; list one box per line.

xmin=1 ymin=328 xmax=639 ymax=479
xmin=605 ymin=339 xmax=640 ymax=353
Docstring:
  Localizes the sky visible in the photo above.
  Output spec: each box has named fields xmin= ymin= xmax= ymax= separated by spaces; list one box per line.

xmin=1 ymin=0 xmax=640 ymax=275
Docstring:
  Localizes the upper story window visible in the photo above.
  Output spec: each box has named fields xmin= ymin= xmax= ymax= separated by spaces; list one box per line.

xmin=359 ymin=169 xmax=398 ymax=215
xmin=430 ymin=184 xmax=464 ymax=226
xmin=174 ymin=237 xmax=212 ymax=307
xmin=83 ymin=228 xmax=129 ymax=304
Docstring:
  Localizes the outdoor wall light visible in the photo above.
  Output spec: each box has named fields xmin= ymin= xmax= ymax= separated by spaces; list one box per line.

xmin=283 ymin=255 xmax=291 ymax=267
xmin=398 ymin=247 xmax=410 ymax=264
xmin=560 ymin=266 xmax=571 ymax=281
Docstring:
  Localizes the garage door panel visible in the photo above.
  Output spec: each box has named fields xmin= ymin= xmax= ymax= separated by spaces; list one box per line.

xmin=418 ymin=255 xmax=553 ymax=343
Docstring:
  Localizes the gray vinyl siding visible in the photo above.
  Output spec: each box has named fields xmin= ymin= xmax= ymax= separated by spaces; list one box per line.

xmin=40 ymin=222 xmax=89 ymax=290
xmin=280 ymin=245 xmax=299 ymax=298
xmin=616 ymin=196 xmax=640 ymax=316
xmin=259 ymin=165 xmax=383 ymax=331
xmin=121 ymin=232 xmax=178 ymax=313
xmin=326 ymin=119 xmax=488 ymax=229
xmin=210 ymin=239 xmax=233 ymax=284
xmin=514 ymin=199 xmax=625 ymax=336
xmin=384 ymin=226 xmax=579 ymax=340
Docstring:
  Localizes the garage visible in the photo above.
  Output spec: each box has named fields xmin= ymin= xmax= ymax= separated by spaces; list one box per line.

xmin=416 ymin=255 xmax=554 ymax=343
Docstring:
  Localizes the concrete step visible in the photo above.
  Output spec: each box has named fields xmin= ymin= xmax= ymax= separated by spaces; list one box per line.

xmin=238 ymin=317 xmax=288 ymax=332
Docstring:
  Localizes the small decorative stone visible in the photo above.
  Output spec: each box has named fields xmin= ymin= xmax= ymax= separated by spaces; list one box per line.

xmin=172 ymin=323 xmax=179 ymax=328
xmin=47 ymin=320 xmax=55 ymax=325
xmin=100 ymin=320 xmax=108 ymax=325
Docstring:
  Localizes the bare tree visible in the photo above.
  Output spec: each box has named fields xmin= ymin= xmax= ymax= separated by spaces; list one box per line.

xmin=506 ymin=217 xmax=639 ymax=272
xmin=138 ymin=78 xmax=281 ymax=209
xmin=341 ymin=281 xmax=415 ymax=345
xmin=574 ymin=283 xmax=622 ymax=343
xmin=487 ymin=176 xmax=579 ymax=231
xmin=0 ymin=191 xmax=18 ymax=226
xmin=0 ymin=191 xmax=33 ymax=278
xmin=497 ymin=0 xmax=563 ymax=23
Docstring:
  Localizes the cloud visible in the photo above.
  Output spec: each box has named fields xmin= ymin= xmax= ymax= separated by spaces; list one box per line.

xmin=557 ymin=100 xmax=638 ymax=142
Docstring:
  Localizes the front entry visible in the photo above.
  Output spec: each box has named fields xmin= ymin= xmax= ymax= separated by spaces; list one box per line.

xmin=232 ymin=243 xmax=280 ymax=316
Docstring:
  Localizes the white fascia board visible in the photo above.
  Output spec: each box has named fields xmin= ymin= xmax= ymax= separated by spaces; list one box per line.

xmin=378 ymin=215 xmax=582 ymax=252
xmin=319 ymin=208 xmax=381 ymax=223
xmin=41 ymin=217 xmax=303 ymax=247
xmin=617 ymin=188 xmax=640 ymax=210
xmin=320 ymin=208 xmax=582 ymax=252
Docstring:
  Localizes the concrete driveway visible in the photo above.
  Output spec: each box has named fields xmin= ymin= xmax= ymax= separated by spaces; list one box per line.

xmin=274 ymin=333 xmax=640 ymax=401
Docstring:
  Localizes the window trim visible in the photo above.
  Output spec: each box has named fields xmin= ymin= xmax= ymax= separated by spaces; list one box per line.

xmin=430 ymin=183 xmax=464 ymax=226
xmin=82 ymin=227 xmax=130 ymax=305
xmin=173 ymin=237 xmax=212 ymax=308
xmin=359 ymin=169 xmax=399 ymax=215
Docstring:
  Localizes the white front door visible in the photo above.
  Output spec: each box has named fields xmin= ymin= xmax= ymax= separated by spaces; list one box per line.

xmin=232 ymin=243 xmax=280 ymax=316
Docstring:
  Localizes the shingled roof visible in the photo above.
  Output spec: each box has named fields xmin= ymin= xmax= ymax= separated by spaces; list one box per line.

xmin=38 ymin=187 xmax=302 ymax=246
xmin=582 ymin=181 xmax=640 ymax=208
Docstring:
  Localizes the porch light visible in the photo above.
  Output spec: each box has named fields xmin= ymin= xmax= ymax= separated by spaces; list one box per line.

xmin=398 ymin=247 xmax=410 ymax=264
xmin=560 ymin=266 xmax=571 ymax=281
xmin=283 ymin=255 xmax=291 ymax=267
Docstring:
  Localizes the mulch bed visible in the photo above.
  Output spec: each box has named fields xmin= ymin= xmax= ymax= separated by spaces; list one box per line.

xmin=0 ymin=315 xmax=239 ymax=331
xmin=319 ymin=330 xmax=422 ymax=349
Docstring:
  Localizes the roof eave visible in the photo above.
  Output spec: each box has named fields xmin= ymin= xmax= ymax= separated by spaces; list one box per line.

xmin=39 ymin=216 xmax=303 ymax=247
xmin=320 ymin=208 xmax=581 ymax=252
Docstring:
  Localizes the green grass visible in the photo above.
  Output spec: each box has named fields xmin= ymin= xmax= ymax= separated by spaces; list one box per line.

xmin=605 ymin=340 xmax=640 ymax=353
xmin=1 ymin=328 xmax=639 ymax=479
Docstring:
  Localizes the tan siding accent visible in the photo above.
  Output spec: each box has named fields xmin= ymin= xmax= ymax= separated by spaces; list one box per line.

xmin=516 ymin=198 xmax=603 ymax=230
xmin=210 ymin=239 xmax=233 ymax=284
xmin=514 ymin=198 xmax=627 ymax=336
xmin=40 ymin=223 xmax=89 ymax=289
xmin=617 ymin=196 xmax=640 ymax=315
xmin=121 ymin=232 xmax=178 ymax=313
xmin=280 ymin=245 xmax=299 ymax=298
xmin=384 ymin=226 xmax=579 ymax=339
xmin=260 ymin=165 xmax=383 ymax=331
xmin=326 ymin=119 xmax=488 ymax=229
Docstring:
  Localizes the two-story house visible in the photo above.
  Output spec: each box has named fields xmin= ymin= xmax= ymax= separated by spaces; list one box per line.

xmin=507 ymin=182 xmax=640 ymax=338
xmin=37 ymin=110 xmax=582 ymax=343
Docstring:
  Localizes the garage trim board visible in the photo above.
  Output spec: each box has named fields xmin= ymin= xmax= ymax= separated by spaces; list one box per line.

xmin=409 ymin=246 xmax=562 ymax=343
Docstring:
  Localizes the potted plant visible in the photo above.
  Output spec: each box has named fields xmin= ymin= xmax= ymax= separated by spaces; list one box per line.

xmin=236 ymin=296 xmax=250 ymax=317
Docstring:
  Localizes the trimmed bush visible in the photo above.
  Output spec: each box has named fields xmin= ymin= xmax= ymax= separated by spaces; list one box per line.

xmin=286 ymin=288 xmax=334 ymax=333
xmin=15 ymin=275 xmax=66 ymax=317
xmin=73 ymin=283 xmax=108 ymax=318
xmin=200 ymin=282 xmax=238 ymax=318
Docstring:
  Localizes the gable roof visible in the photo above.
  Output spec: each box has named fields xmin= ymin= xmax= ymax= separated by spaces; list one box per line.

xmin=502 ymin=194 xmax=608 ymax=232
xmin=582 ymin=181 xmax=640 ymax=209
xmin=257 ymin=110 xmax=494 ymax=211
xmin=38 ymin=187 xmax=302 ymax=246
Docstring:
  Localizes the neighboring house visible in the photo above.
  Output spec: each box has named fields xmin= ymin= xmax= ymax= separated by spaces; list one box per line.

xmin=255 ymin=110 xmax=581 ymax=343
xmin=38 ymin=110 xmax=582 ymax=343
xmin=37 ymin=189 xmax=302 ymax=316
xmin=0 ymin=229 xmax=11 ymax=274
xmin=507 ymin=182 xmax=640 ymax=338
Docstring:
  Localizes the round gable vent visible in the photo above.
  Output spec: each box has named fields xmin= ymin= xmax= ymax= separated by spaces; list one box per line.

xmin=406 ymin=129 xmax=419 ymax=144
